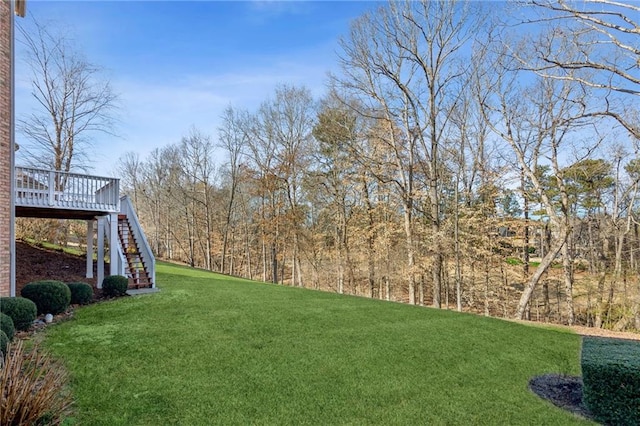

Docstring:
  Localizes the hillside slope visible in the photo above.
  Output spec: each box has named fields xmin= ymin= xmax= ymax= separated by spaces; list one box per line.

xmin=15 ymin=240 xmax=104 ymax=294
xmin=15 ymin=240 xmax=640 ymax=342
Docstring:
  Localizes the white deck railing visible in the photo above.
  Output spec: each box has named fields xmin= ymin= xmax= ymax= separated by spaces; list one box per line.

xmin=15 ymin=166 xmax=120 ymax=212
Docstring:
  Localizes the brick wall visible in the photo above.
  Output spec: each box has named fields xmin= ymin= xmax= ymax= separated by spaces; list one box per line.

xmin=0 ymin=1 xmax=12 ymax=297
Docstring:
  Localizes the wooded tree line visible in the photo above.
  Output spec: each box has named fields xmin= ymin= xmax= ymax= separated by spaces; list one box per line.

xmin=112 ymin=1 xmax=638 ymax=329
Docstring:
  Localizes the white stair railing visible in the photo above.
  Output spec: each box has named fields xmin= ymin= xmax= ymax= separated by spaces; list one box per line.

xmin=104 ymin=215 xmax=127 ymax=278
xmin=119 ymin=196 xmax=155 ymax=288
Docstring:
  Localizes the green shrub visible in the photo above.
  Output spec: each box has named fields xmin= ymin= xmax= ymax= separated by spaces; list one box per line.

xmin=21 ymin=280 xmax=71 ymax=315
xmin=0 ymin=297 xmax=37 ymax=331
xmin=0 ymin=313 xmax=15 ymax=341
xmin=0 ymin=330 xmax=7 ymax=357
xmin=67 ymin=282 xmax=94 ymax=305
xmin=102 ymin=275 xmax=129 ymax=297
xmin=582 ymin=337 xmax=640 ymax=426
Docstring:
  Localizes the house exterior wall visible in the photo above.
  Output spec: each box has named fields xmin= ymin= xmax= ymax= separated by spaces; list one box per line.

xmin=0 ymin=0 xmax=13 ymax=297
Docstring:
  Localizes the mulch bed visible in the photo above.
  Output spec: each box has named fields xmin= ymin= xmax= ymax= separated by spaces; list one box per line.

xmin=529 ymin=374 xmax=596 ymax=422
xmin=16 ymin=240 xmax=106 ymax=295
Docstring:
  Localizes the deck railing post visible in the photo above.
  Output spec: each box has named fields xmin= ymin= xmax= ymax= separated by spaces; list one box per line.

xmin=109 ymin=213 xmax=119 ymax=277
xmin=86 ymin=219 xmax=94 ymax=279
xmin=47 ymin=170 xmax=55 ymax=206
xmin=97 ymin=216 xmax=105 ymax=288
xmin=115 ymin=180 xmax=120 ymax=211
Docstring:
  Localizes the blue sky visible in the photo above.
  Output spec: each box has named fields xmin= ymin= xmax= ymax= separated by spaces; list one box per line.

xmin=14 ymin=1 xmax=381 ymax=176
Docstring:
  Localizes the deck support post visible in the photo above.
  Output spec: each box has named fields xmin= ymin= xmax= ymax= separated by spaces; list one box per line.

xmin=86 ymin=219 xmax=94 ymax=279
xmin=109 ymin=213 xmax=118 ymax=276
xmin=97 ymin=216 xmax=105 ymax=288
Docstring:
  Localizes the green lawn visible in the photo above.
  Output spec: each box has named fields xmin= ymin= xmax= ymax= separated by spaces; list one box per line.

xmin=44 ymin=262 xmax=592 ymax=425
xmin=23 ymin=239 xmax=92 ymax=259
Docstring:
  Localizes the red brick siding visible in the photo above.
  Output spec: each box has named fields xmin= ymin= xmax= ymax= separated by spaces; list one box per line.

xmin=0 ymin=1 xmax=12 ymax=297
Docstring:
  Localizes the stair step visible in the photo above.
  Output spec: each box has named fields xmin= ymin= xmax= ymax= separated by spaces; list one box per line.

xmin=128 ymin=278 xmax=151 ymax=283
xmin=126 ymin=266 xmax=149 ymax=272
xmin=127 ymin=281 xmax=152 ymax=288
xmin=118 ymin=211 xmax=153 ymax=288
xmin=128 ymin=277 xmax=151 ymax=283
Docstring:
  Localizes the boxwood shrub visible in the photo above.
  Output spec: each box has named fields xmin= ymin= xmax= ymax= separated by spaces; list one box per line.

xmin=0 ymin=330 xmax=7 ymax=357
xmin=102 ymin=275 xmax=129 ymax=297
xmin=67 ymin=282 xmax=94 ymax=305
xmin=21 ymin=280 xmax=71 ymax=315
xmin=0 ymin=297 xmax=37 ymax=331
xmin=582 ymin=336 xmax=640 ymax=426
xmin=0 ymin=312 xmax=15 ymax=341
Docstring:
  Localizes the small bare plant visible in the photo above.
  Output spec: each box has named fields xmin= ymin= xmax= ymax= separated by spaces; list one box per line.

xmin=0 ymin=340 xmax=73 ymax=425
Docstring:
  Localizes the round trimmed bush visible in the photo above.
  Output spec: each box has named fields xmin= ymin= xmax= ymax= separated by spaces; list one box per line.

xmin=67 ymin=282 xmax=94 ymax=305
xmin=0 ymin=297 xmax=37 ymax=331
xmin=0 ymin=330 xmax=7 ymax=357
xmin=21 ymin=280 xmax=71 ymax=315
xmin=102 ymin=275 xmax=128 ymax=297
xmin=0 ymin=312 xmax=15 ymax=341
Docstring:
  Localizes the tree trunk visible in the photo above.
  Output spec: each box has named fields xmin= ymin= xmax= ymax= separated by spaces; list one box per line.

xmin=363 ymin=174 xmax=376 ymax=299
xmin=542 ymin=280 xmax=550 ymax=322
xmin=561 ymin=240 xmax=575 ymax=325
xmin=403 ymin=207 xmax=416 ymax=305
xmin=515 ymin=236 xmax=566 ymax=320
xmin=454 ymin=182 xmax=462 ymax=312
xmin=271 ymin=243 xmax=278 ymax=284
xmin=484 ymin=256 xmax=490 ymax=317
xmin=430 ymin=116 xmax=442 ymax=309
xmin=594 ymin=270 xmax=607 ymax=328
xmin=336 ymin=222 xmax=344 ymax=294
xmin=521 ymin=171 xmax=530 ymax=279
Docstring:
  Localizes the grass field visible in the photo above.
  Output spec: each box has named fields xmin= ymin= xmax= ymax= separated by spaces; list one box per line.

xmin=44 ymin=262 xmax=592 ymax=425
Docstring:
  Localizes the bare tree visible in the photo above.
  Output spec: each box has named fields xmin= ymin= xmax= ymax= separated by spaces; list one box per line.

xmin=262 ymin=85 xmax=315 ymax=287
xmin=218 ymin=107 xmax=248 ymax=275
xmin=243 ymin=104 xmax=281 ymax=284
xmin=240 ymin=85 xmax=315 ymax=285
xmin=17 ymin=18 xmax=117 ymax=173
xmin=479 ymin=29 xmax=607 ymax=324
xmin=336 ymin=0 xmax=484 ymax=307
xmin=115 ymin=152 xmax=142 ymax=206
xmin=524 ymin=0 xmax=639 ymax=139
xmin=139 ymin=147 xmax=178 ymax=259
xmin=178 ymin=128 xmax=217 ymax=270
xmin=311 ymin=95 xmax=359 ymax=294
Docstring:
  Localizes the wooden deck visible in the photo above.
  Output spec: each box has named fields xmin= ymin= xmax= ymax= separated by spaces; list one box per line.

xmin=13 ymin=167 xmax=155 ymax=289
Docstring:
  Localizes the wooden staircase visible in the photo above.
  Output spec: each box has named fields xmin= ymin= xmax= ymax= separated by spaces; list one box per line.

xmin=117 ymin=214 xmax=152 ymax=289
